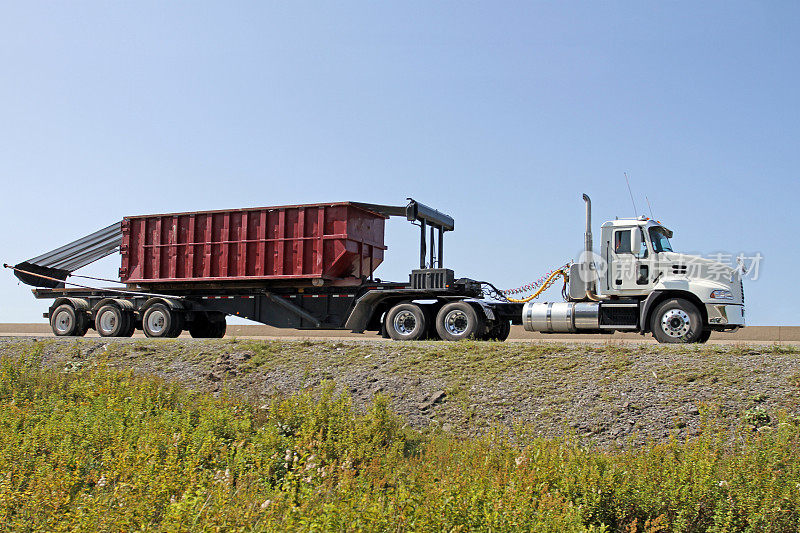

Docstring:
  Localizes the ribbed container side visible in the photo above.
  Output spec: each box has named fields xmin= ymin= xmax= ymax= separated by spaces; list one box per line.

xmin=119 ymin=203 xmax=386 ymax=284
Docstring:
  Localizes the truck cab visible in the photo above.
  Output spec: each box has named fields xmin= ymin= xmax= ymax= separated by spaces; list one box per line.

xmin=523 ymin=194 xmax=745 ymax=343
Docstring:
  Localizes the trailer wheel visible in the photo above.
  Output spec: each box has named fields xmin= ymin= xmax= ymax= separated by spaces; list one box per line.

xmin=650 ymin=298 xmax=703 ymax=344
xmin=50 ymin=304 xmax=87 ymax=337
xmin=95 ymin=304 xmax=128 ymax=337
xmin=143 ymin=304 xmax=177 ymax=338
xmin=189 ymin=317 xmax=211 ymax=338
xmin=167 ymin=312 xmax=185 ymax=338
xmin=209 ymin=318 xmax=227 ymax=338
xmin=385 ymin=303 xmax=428 ymax=341
xmin=435 ymin=302 xmax=484 ymax=341
xmin=189 ymin=314 xmax=226 ymax=338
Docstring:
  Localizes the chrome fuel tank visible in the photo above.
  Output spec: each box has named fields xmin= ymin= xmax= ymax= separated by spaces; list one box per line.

xmin=522 ymin=302 xmax=599 ymax=333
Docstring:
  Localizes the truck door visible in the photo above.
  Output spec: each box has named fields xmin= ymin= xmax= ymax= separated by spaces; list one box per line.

xmin=609 ymin=227 xmax=652 ymax=293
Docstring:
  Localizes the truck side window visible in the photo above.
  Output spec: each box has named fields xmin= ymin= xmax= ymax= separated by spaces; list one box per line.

xmin=614 ymin=230 xmax=631 ymax=254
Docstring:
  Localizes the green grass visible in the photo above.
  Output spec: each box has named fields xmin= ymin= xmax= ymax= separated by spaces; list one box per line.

xmin=3 ymin=344 xmax=800 ymax=531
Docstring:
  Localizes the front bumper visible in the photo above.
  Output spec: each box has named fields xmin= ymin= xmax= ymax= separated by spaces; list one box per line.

xmin=705 ymin=304 xmax=745 ymax=327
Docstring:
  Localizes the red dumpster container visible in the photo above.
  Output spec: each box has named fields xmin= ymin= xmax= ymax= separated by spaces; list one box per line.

xmin=119 ymin=203 xmax=387 ymax=285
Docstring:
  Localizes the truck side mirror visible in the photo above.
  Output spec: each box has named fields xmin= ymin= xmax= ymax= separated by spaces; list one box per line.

xmin=631 ymin=229 xmax=642 ymax=254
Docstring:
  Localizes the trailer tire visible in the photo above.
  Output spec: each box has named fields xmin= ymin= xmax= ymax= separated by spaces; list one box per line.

xmin=143 ymin=303 xmax=177 ymax=338
xmin=385 ymin=303 xmax=428 ymax=341
xmin=189 ymin=318 xmax=211 ymax=338
xmin=650 ymin=298 xmax=703 ymax=344
xmin=95 ymin=304 xmax=127 ymax=337
xmin=50 ymin=304 xmax=87 ymax=337
xmin=435 ymin=302 xmax=484 ymax=341
xmin=209 ymin=318 xmax=227 ymax=338
xmin=167 ymin=312 xmax=185 ymax=338
xmin=189 ymin=314 xmax=226 ymax=338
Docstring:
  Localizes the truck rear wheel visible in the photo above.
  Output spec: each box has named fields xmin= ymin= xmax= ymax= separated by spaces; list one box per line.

xmin=650 ymin=298 xmax=703 ymax=344
xmin=143 ymin=304 xmax=180 ymax=338
xmin=485 ymin=319 xmax=511 ymax=341
xmin=50 ymin=304 xmax=88 ymax=337
xmin=385 ymin=303 xmax=429 ymax=341
xmin=435 ymin=302 xmax=484 ymax=341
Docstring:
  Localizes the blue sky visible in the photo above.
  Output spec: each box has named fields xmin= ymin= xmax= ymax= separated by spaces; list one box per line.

xmin=0 ymin=2 xmax=797 ymax=325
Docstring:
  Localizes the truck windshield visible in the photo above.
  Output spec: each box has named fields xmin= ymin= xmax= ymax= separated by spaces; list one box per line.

xmin=649 ymin=227 xmax=673 ymax=253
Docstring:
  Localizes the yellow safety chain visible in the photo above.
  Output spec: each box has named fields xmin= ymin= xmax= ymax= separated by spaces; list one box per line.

xmin=503 ymin=267 xmax=569 ymax=303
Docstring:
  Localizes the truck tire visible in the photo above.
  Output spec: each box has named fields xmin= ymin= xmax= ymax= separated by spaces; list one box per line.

xmin=189 ymin=314 xmax=226 ymax=338
xmin=50 ymin=304 xmax=88 ymax=337
xmin=650 ymin=298 xmax=703 ymax=344
xmin=385 ymin=303 xmax=428 ymax=341
xmin=698 ymin=329 xmax=712 ymax=343
xmin=209 ymin=318 xmax=227 ymax=338
xmin=143 ymin=303 xmax=177 ymax=338
xmin=189 ymin=317 xmax=211 ymax=338
xmin=485 ymin=319 xmax=511 ymax=341
xmin=95 ymin=304 xmax=127 ymax=337
xmin=167 ymin=312 xmax=185 ymax=338
xmin=435 ymin=302 xmax=485 ymax=341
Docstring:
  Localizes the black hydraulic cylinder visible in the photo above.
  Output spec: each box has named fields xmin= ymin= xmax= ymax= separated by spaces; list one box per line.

xmin=438 ymin=227 xmax=443 ymax=268
xmin=420 ymin=220 xmax=427 ymax=268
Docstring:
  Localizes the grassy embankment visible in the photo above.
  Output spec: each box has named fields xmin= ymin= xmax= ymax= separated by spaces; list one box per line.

xmin=2 ymin=342 xmax=800 ymax=531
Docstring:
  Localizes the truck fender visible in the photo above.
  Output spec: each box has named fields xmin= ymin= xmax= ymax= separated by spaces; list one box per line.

xmin=639 ymin=290 xmax=707 ymax=333
xmin=639 ymin=292 xmax=662 ymax=333
xmin=464 ymin=299 xmax=496 ymax=321
xmin=141 ymin=297 xmax=184 ymax=314
xmin=345 ymin=291 xmax=396 ymax=333
xmin=51 ymin=297 xmax=90 ymax=313
xmin=91 ymin=298 xmax=136 ymax=318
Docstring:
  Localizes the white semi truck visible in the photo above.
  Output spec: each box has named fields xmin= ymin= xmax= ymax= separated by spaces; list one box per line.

xmin=522 ymin=194 xmax=745 ymax=343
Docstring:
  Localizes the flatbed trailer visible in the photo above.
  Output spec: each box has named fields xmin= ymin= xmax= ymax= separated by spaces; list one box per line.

xmin=13 ymin=199 xmax=521 ymax=341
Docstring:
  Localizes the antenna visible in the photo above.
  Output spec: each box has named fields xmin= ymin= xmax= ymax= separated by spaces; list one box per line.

xmin=624 ymin=172 xmax=638 ymax=216
xmin=645 ymin=195 xmax=655 ymax=219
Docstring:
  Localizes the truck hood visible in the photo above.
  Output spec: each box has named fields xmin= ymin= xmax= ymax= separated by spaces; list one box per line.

xmin=655 ymin=252 xmax=743 ymax=304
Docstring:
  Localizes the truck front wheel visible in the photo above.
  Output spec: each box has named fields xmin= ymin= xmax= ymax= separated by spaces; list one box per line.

xmin=650 ymin=298 xmax=704 ymax=344
xmin=385 ymin=303 xmax=429 ymax=341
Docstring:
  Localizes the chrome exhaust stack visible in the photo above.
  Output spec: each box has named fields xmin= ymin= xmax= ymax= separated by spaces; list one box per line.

xmin=582 ymin=193 xmax=593 ymax=293
xmin=582 ymin=193 xmax=608 ymax=301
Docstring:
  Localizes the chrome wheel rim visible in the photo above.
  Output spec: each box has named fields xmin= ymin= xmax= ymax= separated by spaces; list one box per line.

xmin=444 ymin=310 xmax=469 ymax=336
xmin=661 ymin=309 xmax=691 ymax=338
xmin=54 ymin=310 xmax=73 ymax=334
xmin=393 ymin=311 xmax=417 ymax=336
xmin=99 ymin=310 xmax=117 ymax=334
xmin=147 ymin=310 xmax=167 ymax=335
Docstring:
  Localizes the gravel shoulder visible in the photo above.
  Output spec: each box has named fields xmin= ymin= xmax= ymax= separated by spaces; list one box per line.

xmin=2 ymin=336 xmax=799 ymax=447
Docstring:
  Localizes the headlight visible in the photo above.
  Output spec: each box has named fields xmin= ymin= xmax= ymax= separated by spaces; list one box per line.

xmin=709 ymin=289 xmax=733 ymax=300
